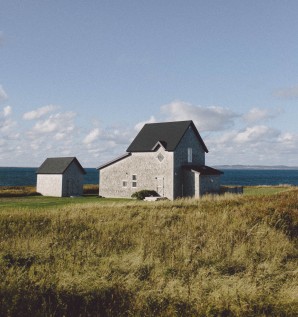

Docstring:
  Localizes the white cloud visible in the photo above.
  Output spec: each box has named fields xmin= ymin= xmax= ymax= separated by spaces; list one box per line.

xmin=83 ymin=128 xmax=101 ymax=145
xmin=0 ymin=106 xmax=18 ymax=146
xmin=33 ymin=118 xmax=57 ymax=133
xmin=31 ymin=112 xmax=75 ymax=134
xmin=0 ymin=118 xmax=16 ymax=133
xmin=243 ymin=107 xmax=283 ymax=123
xmin=1 ymin=105 xmax=12 ymax=117
xmin=234 ymin=125 xmax=280 ymax=143
xmin=205 ymin=124 xmax=298 ymax=166
xmin=161 ymin=100 xmax=239 ymax=131
xmin=23 ymin=105 xmax=57 ymax=120
xmin=134 ymin=115 xmax=156 ymax=131
xmin=0 ymin=85 xmax=8 ymax=101
xmin=243 ymin=107 xmax=269 ymax=122
xmin=274 ymin=85 xmax=298 ymax=99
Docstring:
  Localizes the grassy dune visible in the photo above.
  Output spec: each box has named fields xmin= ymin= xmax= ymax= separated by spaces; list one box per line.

xmin=0 ymin=187 xmax=297 ymax=316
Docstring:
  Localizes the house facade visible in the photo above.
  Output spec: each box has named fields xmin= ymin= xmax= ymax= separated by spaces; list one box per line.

xmin=98 ymin=120 xmax=223 ymax=200
xmin=36 ymin=157 xmax=86 ymax=197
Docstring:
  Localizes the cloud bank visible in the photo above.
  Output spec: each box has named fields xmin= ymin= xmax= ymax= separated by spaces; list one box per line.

xmin=0 ymin=99 xmax=297 ymax=167
xmin=161 ymin=101 xmax=239 ymax=131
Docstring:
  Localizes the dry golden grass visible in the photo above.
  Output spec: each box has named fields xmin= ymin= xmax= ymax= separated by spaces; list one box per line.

xmin=0 ymin=185 xmax=37 ymax=197
xmin=0 ymin=188 xmax=297 ymax=316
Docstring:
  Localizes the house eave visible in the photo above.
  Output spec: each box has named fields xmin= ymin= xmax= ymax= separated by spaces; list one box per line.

xmin=182 ymin=165 xmax=223 ymax=175
xmin=97 ymin=153 xmax=131 ymax=170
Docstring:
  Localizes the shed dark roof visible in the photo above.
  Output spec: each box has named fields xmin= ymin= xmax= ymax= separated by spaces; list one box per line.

xmin=127 ymin=120 xmax=208 ymax=153
xmin=36 ymin=157 xmax=86 ymax=174
xmin=183 ymin=165 xmax=223 ymax=175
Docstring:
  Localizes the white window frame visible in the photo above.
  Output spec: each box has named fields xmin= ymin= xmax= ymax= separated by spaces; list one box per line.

xmin=187 ymin=148 xmax=193 ymax=163
xmin=132 ymin=174 xmax=137 ymax=187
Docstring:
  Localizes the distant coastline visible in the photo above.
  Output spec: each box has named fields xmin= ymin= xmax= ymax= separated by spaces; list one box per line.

xmin=213 ymin=165 xmax=298 ymax=170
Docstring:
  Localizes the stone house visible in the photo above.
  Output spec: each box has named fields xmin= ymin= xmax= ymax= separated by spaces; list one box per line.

xmin=36 ymin=157 xmax=86 ymax=197
xmin=98 ymin=120 xmax=223 ymax=200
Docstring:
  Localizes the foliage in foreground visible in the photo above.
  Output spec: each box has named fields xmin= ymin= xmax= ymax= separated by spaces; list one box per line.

xmin=131 ymin=189 xmax=159 ymax=200
xmin=0 ymin=189 xmax=297 ymax=316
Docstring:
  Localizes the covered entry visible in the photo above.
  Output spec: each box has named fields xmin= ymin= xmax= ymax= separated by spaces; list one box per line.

xmin=182 ymin=165 xmax=223 ymax=198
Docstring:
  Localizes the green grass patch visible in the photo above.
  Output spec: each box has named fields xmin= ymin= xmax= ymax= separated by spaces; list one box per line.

xmin=243 ymin=185 xmax=294 ymax=196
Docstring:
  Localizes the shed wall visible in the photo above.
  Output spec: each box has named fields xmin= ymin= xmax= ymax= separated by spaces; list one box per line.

xmin=62 ymin=162 xmax=84 ymax=196
xmin=36 ymin=174 xmax=63 ymax=197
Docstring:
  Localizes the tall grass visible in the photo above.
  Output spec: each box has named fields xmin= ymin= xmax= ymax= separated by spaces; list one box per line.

xmin=0 ymin=188 xmax=297 ymax=316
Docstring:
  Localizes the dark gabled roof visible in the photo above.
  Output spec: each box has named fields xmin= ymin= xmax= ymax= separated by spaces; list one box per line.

xmin=126 ymin=120 xmax=208 ymax=153
xmin=97 ymin=153 xmax=131 ymax=170
xmin=36 ymin=157 xmax=86 ymax=174
xmin=183 ymin=165 xmax=223 ymax=175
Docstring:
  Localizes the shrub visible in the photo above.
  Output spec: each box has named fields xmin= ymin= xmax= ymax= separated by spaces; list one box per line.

xmin=131 ymin=189 xmax=159 ymax=200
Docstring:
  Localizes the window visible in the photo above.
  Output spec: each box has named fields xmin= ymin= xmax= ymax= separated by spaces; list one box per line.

xmin=132 ymin=175 xmax=137 ymax=187
xmin=157 ymin=152 xmax=164 ymax=162
xmin=187 ymin=148 xmax=192 ymax=163
xmin=122 ymin=181 xmax=128 ymax=187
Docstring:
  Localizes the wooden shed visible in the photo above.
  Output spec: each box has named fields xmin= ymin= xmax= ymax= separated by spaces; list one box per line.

xmin=36 ymin=157 xmax=86 ymax=197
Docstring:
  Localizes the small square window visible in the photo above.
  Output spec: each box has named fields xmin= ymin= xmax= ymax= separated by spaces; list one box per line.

xmin=132 ymin=174 xmax=137 ymax=181
xmin=122 ymin=181 xmax=128 ymax=187
xmin=132 ymin=181 xmax=137 ymax=188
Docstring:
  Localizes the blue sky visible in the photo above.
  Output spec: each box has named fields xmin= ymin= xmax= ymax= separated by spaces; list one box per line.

xmin=1 ymin=1 xmax=298 ymax=167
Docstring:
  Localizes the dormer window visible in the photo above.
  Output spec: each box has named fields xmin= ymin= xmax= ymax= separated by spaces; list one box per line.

xmin=188 ymin=148 xmax=192 ymax=163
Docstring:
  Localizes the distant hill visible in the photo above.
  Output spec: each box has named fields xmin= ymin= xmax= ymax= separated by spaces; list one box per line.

xmin=213 ymin=165 xmax=298 ymax=170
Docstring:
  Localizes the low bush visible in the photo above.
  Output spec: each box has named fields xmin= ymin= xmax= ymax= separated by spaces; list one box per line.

xmin=131 ymin=189 xmax=159 ymax=200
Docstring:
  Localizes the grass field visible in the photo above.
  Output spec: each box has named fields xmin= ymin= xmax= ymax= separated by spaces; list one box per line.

xmin=0 ymin=186 xmax=297 ymax=316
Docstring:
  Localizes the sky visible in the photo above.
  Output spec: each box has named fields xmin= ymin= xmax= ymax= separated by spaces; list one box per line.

xmin=1 ymin=0 xmax=298 ymax=167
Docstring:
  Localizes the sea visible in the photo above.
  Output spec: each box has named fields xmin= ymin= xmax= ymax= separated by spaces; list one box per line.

xmin=0 ymin=167 xmax=298 ymax=187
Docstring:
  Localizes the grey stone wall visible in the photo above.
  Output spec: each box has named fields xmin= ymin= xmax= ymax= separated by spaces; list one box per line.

xmin=173 ymin=126 xmax=206 ymax=198
xmin=99 ymin=147 xmax=174 ymax=199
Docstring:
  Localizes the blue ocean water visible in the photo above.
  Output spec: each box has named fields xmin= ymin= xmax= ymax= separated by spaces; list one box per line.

xmin=0 ymin=167 xmax=98 ymax=186
xmin=220 ymin=169 xmax=298 ymax=186
xmin=0 ymin=167 xmax=298 ymax=187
